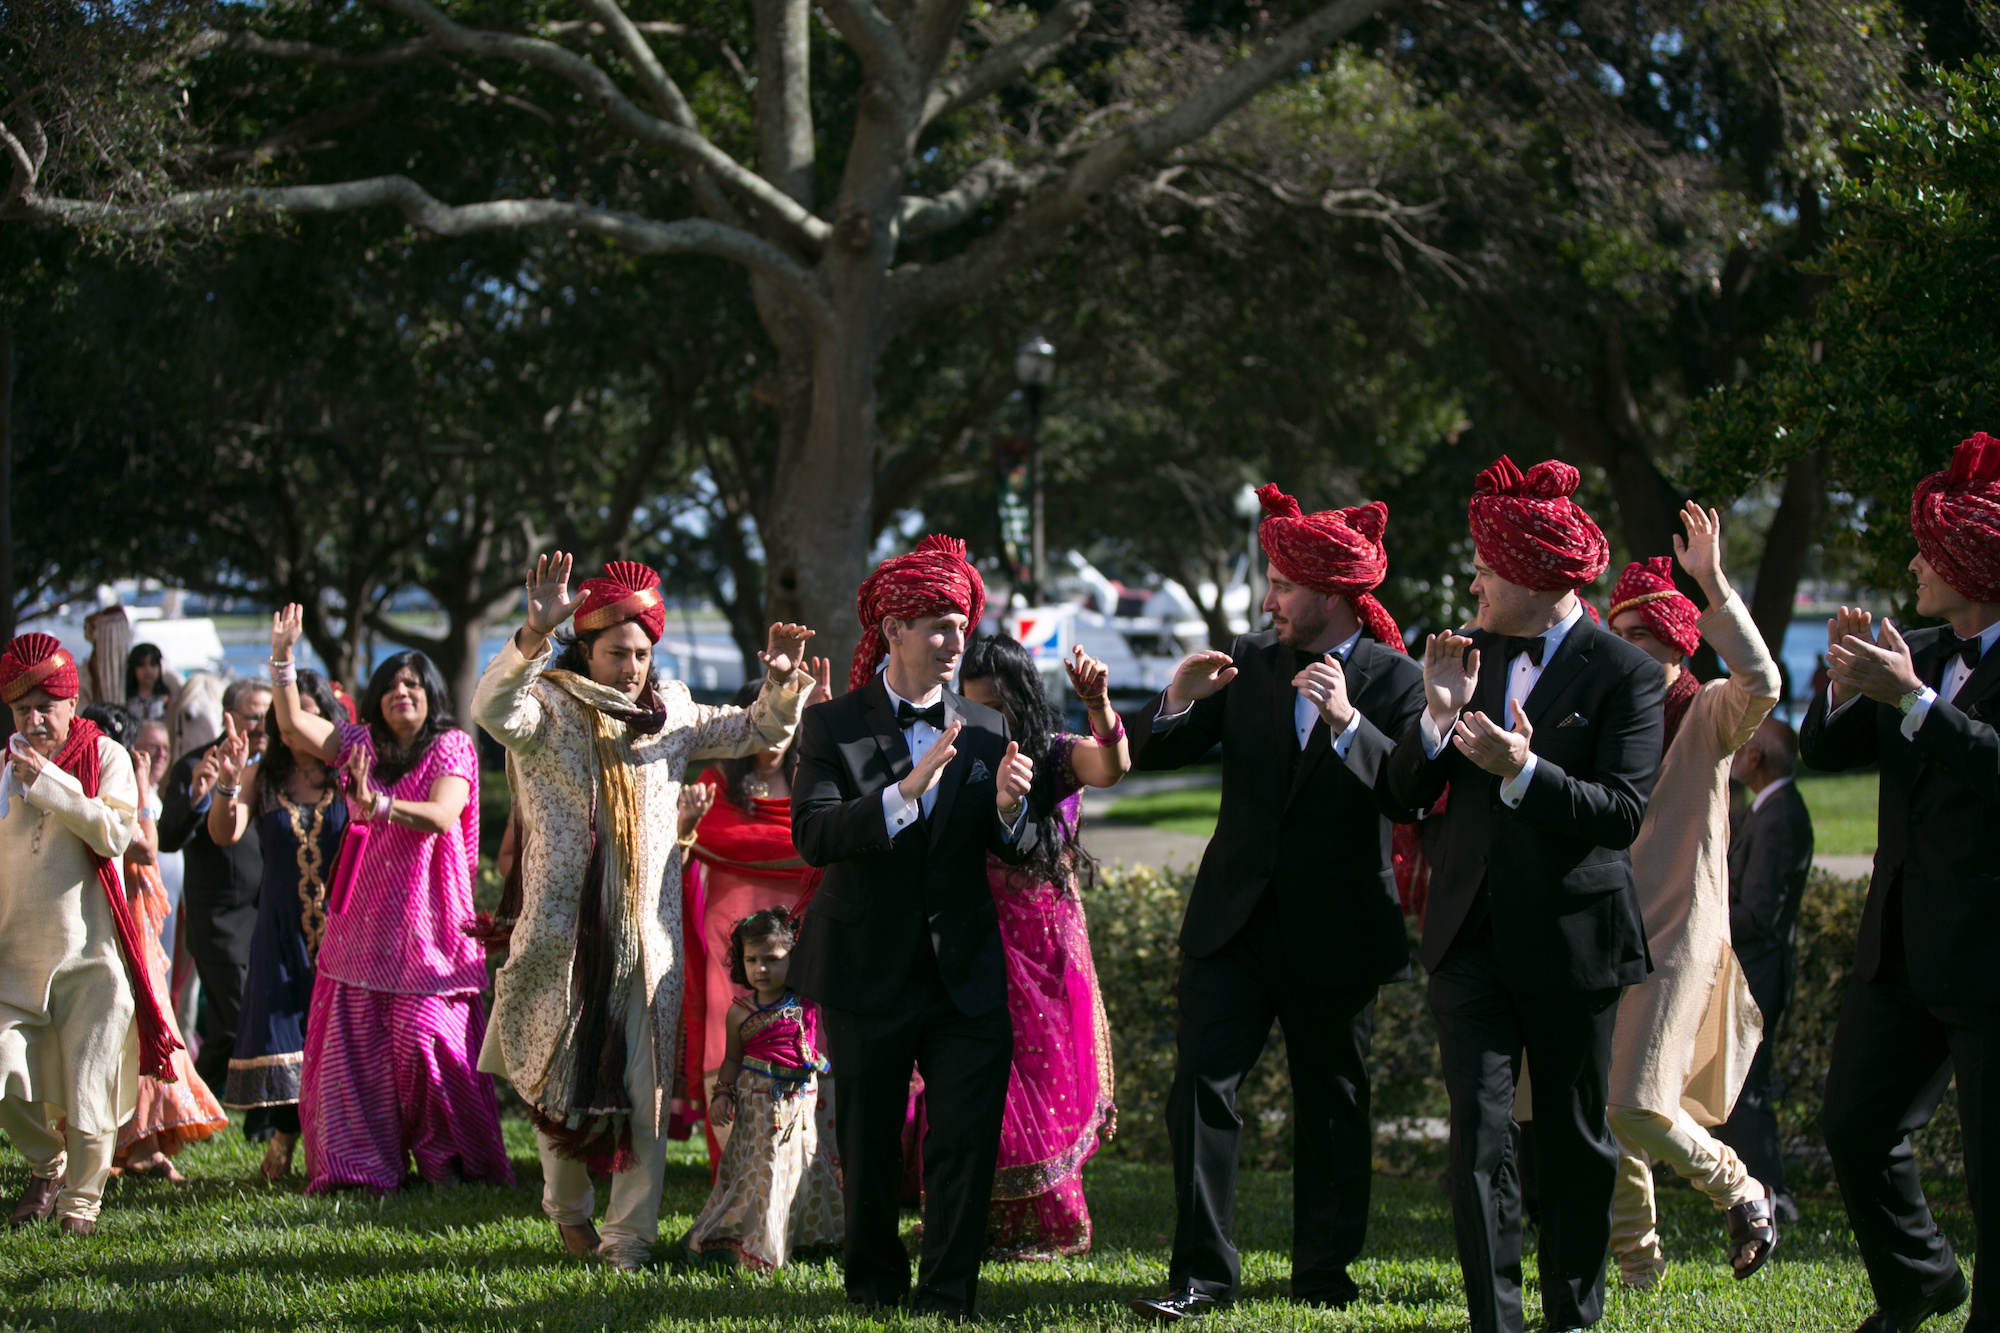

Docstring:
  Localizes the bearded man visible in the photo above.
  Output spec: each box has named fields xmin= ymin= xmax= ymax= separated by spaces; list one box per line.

xmin=1806 ymin=433 xmax=2000 ymax=1333
xmin=1121 ymin=485 xmax=1425 ymax=1322
xmin=473 ymin=554 xmax=815 ymax=1271
xmin=787 ymin=534 xmax=1037 ymax=1324
xmin=1385 ymin=457 xmax=1664 ymax=1333
xmin=0 ymin=633 xmax=181 ymax=1235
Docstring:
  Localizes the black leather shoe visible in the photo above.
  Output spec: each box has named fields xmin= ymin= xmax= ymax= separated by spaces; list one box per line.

xmin=1855 ymin=1270 xmax=1970 ymax=1333
xmin=1129 ymin=1291 xmax=1229 ymax=1323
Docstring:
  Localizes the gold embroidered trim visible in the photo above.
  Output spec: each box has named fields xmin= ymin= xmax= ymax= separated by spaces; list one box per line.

xmin=277 ymin=786 xmax=336 ymax=964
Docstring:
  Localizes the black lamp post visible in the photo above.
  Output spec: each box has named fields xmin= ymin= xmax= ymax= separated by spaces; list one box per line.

xmin=1013 ymin=334 xmax=1056 ymax=602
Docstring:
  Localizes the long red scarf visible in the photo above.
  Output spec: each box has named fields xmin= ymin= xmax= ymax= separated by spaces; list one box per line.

xmin=50 ymin=719 xmax=182 ymax=1081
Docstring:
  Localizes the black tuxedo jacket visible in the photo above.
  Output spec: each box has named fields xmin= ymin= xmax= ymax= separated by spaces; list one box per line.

xmin=1727 ymin=779 xmax=1814 ymax=966
xmin=158 ymin=738 xmax=263 ymax=911
xmin=1125 ymin=630 xmax=1425 ymax=982
xmin=787 ymin=674 xmax=1038 ymax=1018
xmin=1800 ymin=625 xmax=2000 ymax=1006
xmin=1384 ymin=616 xmax=1664 ymax=992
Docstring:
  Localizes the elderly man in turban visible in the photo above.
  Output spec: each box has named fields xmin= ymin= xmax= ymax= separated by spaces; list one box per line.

xmin=1385 ymin=457 xmax=1665 ymax=1333
xmin=1601 ymin=504 xmax=1783 ymax=1289
xmin=1804 ymin=432 xmax=2000 ymax=1333
xmin=1122 ymin=485 xmax=1424 ymax=1323
xmin=473 ymin=554 xmax=816 ymax=1270
xmin=788 ymin=534 xmax=1036 ymax=1323
xmin=0 ymin=633 xmax=181 ymax=1235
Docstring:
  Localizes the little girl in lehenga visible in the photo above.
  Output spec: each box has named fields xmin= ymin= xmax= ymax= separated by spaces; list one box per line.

xmin=681 ymin=908 xmax=843 ymax=1270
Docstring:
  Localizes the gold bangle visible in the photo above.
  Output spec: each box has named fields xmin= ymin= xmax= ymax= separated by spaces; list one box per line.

xmin=677 ymin=831 xmax=698 ymax=850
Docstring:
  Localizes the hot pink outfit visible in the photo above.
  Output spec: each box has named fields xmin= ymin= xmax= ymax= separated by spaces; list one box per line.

xmin=300 ymin=723 xmax=512 ymax=1192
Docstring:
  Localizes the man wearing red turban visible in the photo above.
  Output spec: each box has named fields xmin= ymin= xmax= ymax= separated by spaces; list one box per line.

xmin=1124 ymin=485 xmax=1426 ymax=1322
xmin=1386 ymin=456 xmax=1666 ymax=1333
xmin=789 ymin=533 xmax=1038 ymax=1322
xmin=1803 ymin=433 xmax=2000 ymax=1333
xmin=1601 ymin=507 xmax=1785 ymax=1289
xmin=473 ymin=554 xmax=816 ymax=1269
xmin=0 ymin=632 xmax=182 ymax=1236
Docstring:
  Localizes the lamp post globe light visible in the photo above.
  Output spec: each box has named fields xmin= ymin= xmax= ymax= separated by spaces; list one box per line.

xmin=1014 ymin=334 xmax=1057 ymax=601
xmin=1234 ymin=483 xmax=1263 ymax=630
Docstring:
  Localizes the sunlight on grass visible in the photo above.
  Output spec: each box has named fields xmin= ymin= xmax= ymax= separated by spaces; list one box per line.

xmin=1796 ymin=770 xmax=1878 ymax=856
xmin=1102 ymin=787 xmax=1221 ymax=836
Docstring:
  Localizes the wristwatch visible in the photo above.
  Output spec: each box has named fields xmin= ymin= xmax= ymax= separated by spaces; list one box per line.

xmin=1898 ymin=687 xmax=1930 ymax=716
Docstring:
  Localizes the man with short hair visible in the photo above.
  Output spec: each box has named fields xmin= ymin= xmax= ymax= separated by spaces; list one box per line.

xmin=157 ymin=676 xmax=270 ymax=1089
xmin=1385 ymin=456 xmax=1665 ymax=1333
xmin=1716 ymin=716 xmax=1812 ymax=1223
xmin=1123 ymin=485 xmax=1425 ymax=1322
xmin=0 ymin=633 xmax=180 ymax=1235
xmin=788 ymin=534 xmax=1036 ymax=1323
xmin=1805 ymin=432 xmax=2000 ymax=1333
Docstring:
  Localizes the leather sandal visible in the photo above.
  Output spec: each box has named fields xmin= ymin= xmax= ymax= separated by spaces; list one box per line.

xmin=558 ymin=1221 xmax=601 ymax=1257
xmin=7 ymin=1177 xmax=58 ymax=1228
xmin=58 ymin=1216 xmax=94 ymax=1238
xmin=1727 ymin=1193 xmax=1778 ymax=1279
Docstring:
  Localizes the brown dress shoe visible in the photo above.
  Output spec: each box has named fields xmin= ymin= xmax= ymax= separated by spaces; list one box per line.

xmin=8 ymin=1178 xmax=58 ymax=1228
xmin=58 ymin=1217 xmax=94 ymax=1238
xmin=558 ymin=1221 xmax=601 ymax=1257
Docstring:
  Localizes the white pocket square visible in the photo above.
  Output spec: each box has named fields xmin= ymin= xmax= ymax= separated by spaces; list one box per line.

xmin=967 ymin=759 xmax=991 ymax=782
xmin=1557 ymin=712 xmax=1590 ymax=728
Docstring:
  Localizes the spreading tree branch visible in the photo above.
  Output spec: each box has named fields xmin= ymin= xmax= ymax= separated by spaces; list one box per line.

xmin=897 ymin=157 xmax=1055 ymax=242
xmin=921 ymin=0 xmax=1092 ymax=127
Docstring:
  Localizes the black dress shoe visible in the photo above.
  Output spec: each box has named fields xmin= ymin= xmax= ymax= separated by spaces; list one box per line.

xmin=1855 ymin=1270 xmax=1970 ymax=1333
xmin=1129 ymin=1291 xmax=1229 ymax=1323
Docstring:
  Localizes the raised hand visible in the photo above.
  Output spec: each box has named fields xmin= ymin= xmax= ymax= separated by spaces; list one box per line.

xmin=1292 ymin=653 xmax=1354 ymax=730
xmin=1422 ymin=632 xmax=1481 ymax=727
xmin=271 ymin=603 xmax=305 ymax=663
xmin=523 ymin=552 xmax=589 ymax=639
xmin=1825 ymin=606 xmax=1876 ymax=705
xmin=760 ymin=622 xmax=816 ymax=678
xmin=215 ymin=714 xmax=249 ymax=786
xmin=806 ymin=656 xmax=835 ymax=709
xmin=1452 ymin=699 xmax=1534 ymax=779
xmin=1065 ymin=646 xmax=1110 ymax=704
xmin=1672 ymin=501 xmax=1728 ymax=607
xmin=347 ymin=747 xmax=378 ymax=815
xmin=1828 ymin=616 xmax=1923 ymax=705
xmin=9 ymin=739 xmax=44 ymax=788
xmin=678 ymin=781 xmax=717 ymax=838
xmin=996 ymin=740 xmax=1034 ymax=815
xmin=189 ymin=747 xmax=224 ymax=803
xmin=898 ymin=720 xmax=960 ymax=806
xmin=1165 ymin=650 xmax=1237 ymax=713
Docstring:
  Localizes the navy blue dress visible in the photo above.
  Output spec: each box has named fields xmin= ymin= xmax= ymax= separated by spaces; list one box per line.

xmin=222 ymin=784 xmax=346 ymax=1139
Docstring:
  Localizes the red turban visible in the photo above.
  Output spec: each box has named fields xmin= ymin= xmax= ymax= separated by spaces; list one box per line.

xmin=1467 ymin=456 xmax=1610 ymax=592
xmin=1256 ymin=484 xmax=1403 ymax=651
xmin=0 ymin=633 xmax=80 ymax=705
xmin=1912 ymin=432 xmax=2000 ymax=604
xmin=1609 ymin=557 xmax=1700 ymax=657
xmin=574 ymin=561 xmax=666 ymax=644
xmin=851 ymin=534 xmax=986 ymax=692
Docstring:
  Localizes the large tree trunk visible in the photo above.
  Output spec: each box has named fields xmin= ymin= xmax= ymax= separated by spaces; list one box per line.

xmin=1746 ymin=450 xmax=1825 ymax=692
xmin=0 ymin=320 xmax=14 ymax=644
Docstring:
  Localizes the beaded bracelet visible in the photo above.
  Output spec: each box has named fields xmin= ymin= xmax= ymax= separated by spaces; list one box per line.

xmin=216 ymin=782 xmax=240 ymax=800
xmin=269 ymin=656 xmax=297 ymax=686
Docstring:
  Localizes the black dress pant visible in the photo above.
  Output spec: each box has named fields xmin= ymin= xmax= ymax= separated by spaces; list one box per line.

xmin=1428 ymin=920 xmax=1621 ymax=1333
xmin=820 ymin=951 xmax=1012 ymax=1321
xmin=1166 ymin=891 xmax=1378 ymax=1304
xmin=1715 ymin=946 xmax=1791 ymax=1197
xmin=1821 ymin=975 xmax=2000 ymax=1329
xmin=182 ymin=890 xmax=256 ymax=1090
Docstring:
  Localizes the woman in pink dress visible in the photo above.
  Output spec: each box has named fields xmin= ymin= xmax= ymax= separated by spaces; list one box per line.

xmin=266 ymin=606 xmax=513 ymax=1192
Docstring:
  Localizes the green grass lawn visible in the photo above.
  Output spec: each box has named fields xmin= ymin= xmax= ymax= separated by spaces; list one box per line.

xmin=1102 ymin=786 xmax=1222 ymax=836
xmin=0 ymin=1113 xmax=1958 ymax=1331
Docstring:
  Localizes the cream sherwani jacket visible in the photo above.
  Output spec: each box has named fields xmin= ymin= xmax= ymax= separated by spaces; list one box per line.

xmin=0 ymin=737 xmax=139 ymax=1136
xmin=1608 ymin=591 xmax=1780 ymax=1124
xmin=473 ymin=640 xmax=807 ymax=1136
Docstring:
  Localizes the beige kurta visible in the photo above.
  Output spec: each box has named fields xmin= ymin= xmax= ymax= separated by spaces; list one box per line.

xmin=472 ymin=640 xmax=806 ymax=1137
xmin=0 ymin=737 xmax=140 ymax=1136
xmin=1607 ymin=592 xmax=1779 ymax=1124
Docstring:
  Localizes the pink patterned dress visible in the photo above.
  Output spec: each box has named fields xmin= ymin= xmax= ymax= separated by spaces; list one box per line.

xmin=299 ymin=723 xmax=513 ymax=1193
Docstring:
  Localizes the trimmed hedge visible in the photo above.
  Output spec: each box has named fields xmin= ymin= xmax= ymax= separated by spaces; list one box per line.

xmin=1090 ymin=864 xmax=1956 ymax=1182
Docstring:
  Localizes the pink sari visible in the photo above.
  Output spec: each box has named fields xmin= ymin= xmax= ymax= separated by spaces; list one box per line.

xmin=984 ymin=735 xmax=1115 ymax=1259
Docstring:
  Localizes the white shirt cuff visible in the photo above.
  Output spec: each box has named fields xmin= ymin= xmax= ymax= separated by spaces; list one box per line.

xmin=1899 ymin=685 xmax=1938 ymax=741
xmin=1499 ymin=751 xmax=1538 ymax=807
xmin=1156 ymin=698 xmax=1192 ymax=725
xmin=998 ymin=799 xmax=1029 ymax=843
xmin=1331 ymin=709 xmax=1363 ymax=760
xmin=1421 ymin=710 xmax=1452 ymax=759
xmin=882 ymin=784 xmax=920 ymax=836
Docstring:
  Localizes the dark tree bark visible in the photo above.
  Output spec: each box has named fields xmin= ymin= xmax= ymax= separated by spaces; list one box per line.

xmin=0 ymin=319 xmax=14 ymax=644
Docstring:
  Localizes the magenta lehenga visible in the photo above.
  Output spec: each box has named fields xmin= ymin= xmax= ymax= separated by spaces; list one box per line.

xmin=985 ymin=735 xmax=1116 ymax=1259
xmin=300 ymin=724 xmax=513 ymax=1193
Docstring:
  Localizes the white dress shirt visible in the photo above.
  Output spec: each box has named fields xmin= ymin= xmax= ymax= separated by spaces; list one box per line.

xmin=1422 ymin=599 xmax=1588 ymax=808
xmin=1156 ymin=628 xmax=1367 ymax=760
xmin=1748 ymin=773 xmax=1794 ymax=814
xmin=1824 ymin=617 xmax=2000 ymax=740
xmin=879 ymin=675 xmax=1029 ymax=841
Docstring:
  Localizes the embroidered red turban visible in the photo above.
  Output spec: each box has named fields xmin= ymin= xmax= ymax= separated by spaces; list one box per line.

xmin=0 ymin=633 xmax=80 ymax=705
xmin=575 ymin=561 xmax=666 ymax=644
xmin=1256 ymin=484 xmax=1403 ymax=651
xmin=1468 ymin=456 xmax=1610 ymax=593
xmin=1912 ymin=432 xmax=2000 ymax=604
xmin=1609 ymin=557 xmax=1699 ymax=657
xmin=851 ymin=534 xmax=986 ymax=691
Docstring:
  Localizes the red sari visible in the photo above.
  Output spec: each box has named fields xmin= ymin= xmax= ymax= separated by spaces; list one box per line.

xmin=679 ymin=771 xmax=817 ymax=1171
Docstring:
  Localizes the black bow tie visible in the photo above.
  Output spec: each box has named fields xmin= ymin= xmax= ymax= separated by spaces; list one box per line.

xmin=1940 ymin=630 xmax=1986 ymax=671
xmin=1501 ymin=635 xmax=1548 ymax=667
xmin=895 ymin=700 xmax=947 ymax=731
